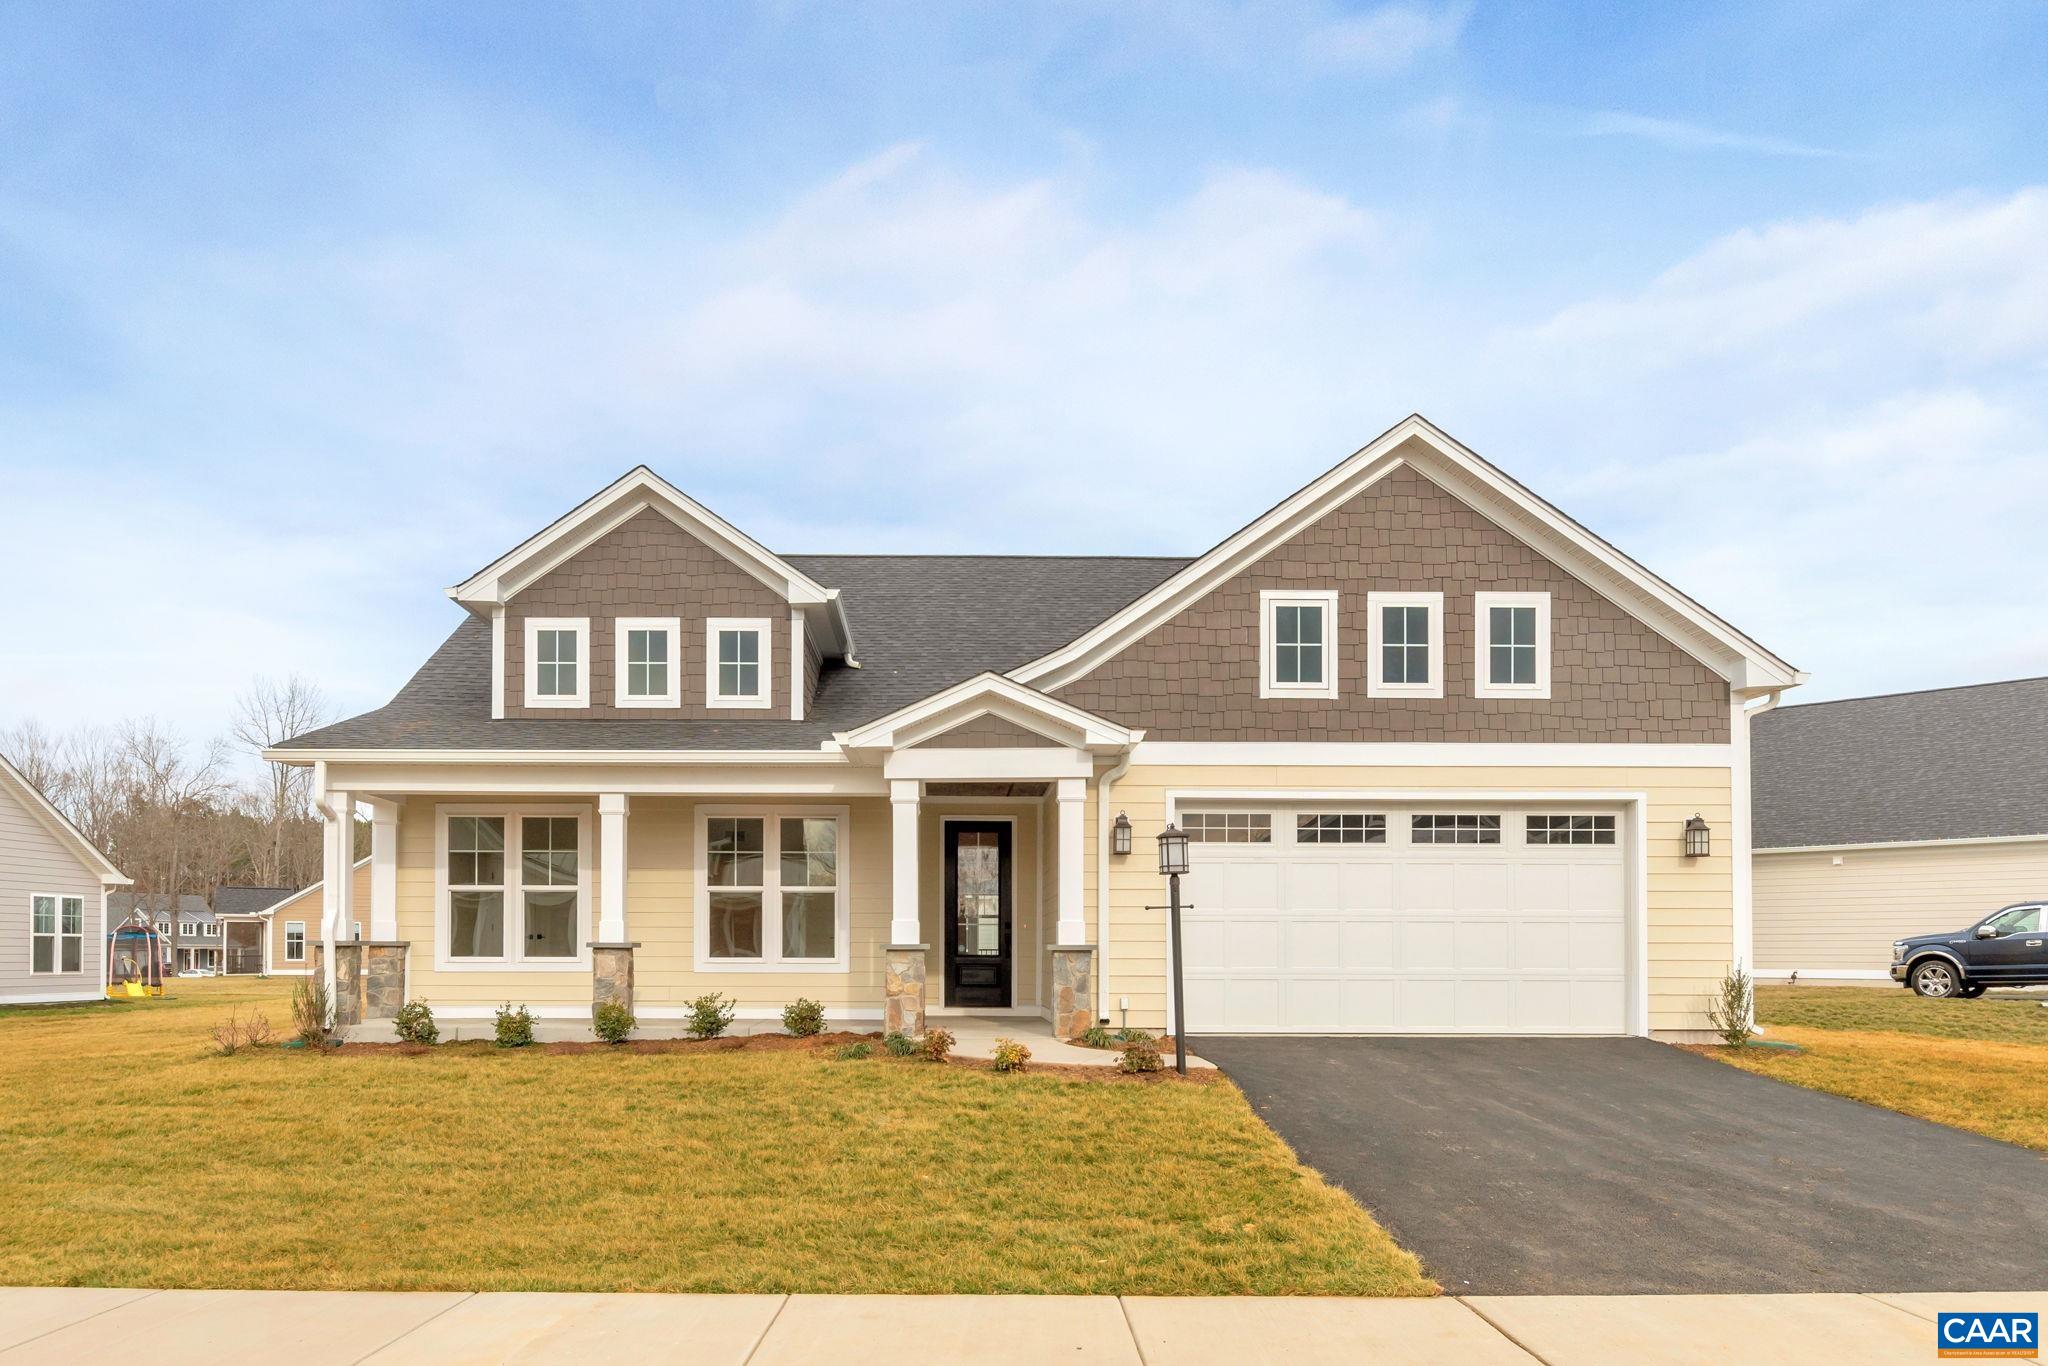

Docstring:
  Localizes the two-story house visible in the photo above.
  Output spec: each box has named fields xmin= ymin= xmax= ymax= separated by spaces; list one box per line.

xmin=271 ymin=416 xmax=1801 ymax=1042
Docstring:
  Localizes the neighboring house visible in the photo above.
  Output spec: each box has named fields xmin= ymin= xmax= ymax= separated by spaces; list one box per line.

xmin=1752 ymin=677 xmax=2048 ymax=981
xmin=1 ymin=753 xmax=128 ymax=1005
xmin=231 ymin=862 xmax=370 ymax=975
xmin=106 ymin=894 xmax=227 ymax=975
xmin=267 ymin=415 xmax=1801 ymax=1041
xmin=212 ymin=885 xmax=300 ymax=974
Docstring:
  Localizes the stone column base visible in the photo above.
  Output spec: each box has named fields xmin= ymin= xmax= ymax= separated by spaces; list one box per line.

xmin=361 ymin=943 xmax=408 ymax=1020
xmin=590 ymin=942 xmax=639 ymax=1016
xmin=1050 ymin=945 xmax=1096 ymax=1040
xmin=884 ymin=944 xmax=928 ymax=1037
xmin=329 ymin=942 xmax=365 ymax=1029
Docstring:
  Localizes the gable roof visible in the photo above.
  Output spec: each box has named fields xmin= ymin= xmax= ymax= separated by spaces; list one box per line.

xmin=1753 ymin=677 xmax=2048 ymax=849
xmin=0 ymin=753 xmax=126 ymax=883
xmin=214 ymin=885 xmax=302 ymax=918
xmin=446 ymin=465 xmax=857 ymax=657
xmin=835 ymin=671 xmax=1142 ymax=752
xmin=1012 ymin=415 xmax=1801 ymax=697
xmin=274 ymin=555 xmax=1187 ymax=754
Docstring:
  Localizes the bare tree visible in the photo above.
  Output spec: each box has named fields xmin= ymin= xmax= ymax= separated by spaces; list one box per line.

xmin=0 ymin=719 xmax=67 ymax=800
xmin=118 ymin=719 xmax=230 ymax=968
xmin=231 ymin=675 xmax=331 ymax=887
xmin=59 ymin=726 xmax=128 ymax=852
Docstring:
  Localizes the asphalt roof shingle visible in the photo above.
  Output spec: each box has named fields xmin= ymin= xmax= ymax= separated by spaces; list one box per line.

xmin=1752 ymin=677 xmax=2048 ymax=848
xmin=213 ymin=886 xmax=302 ymax=917
xmin=283 ymin=555 xmax=1188 ymax=752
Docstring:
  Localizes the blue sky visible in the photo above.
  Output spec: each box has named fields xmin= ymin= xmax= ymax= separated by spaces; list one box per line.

xmin=5 ymin=1 xmax=2047 ymax=746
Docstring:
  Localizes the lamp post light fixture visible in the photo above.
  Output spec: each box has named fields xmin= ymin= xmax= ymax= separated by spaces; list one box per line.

xmin=1683 ymin=814 xmax=1711 ymax=858
xmin=1113 ymin=811 xmax=1133 ymax=858
xmin=1157 ymin=823 xmax=1191 ymax=1075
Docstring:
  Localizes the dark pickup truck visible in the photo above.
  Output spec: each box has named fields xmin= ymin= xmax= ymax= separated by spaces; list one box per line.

xmin=1892 ymin=902 xmax=2048 ymax=997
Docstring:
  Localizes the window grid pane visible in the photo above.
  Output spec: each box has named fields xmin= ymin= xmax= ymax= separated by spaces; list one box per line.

xmin=1412 ymin=814 xmax=1502 ymax=845
xmin=1185 ymin=812 xmax=1273 ymax=844
xmin=1296 ymin=813 xmax=1387 ymax=845
xmin=1272 ymin=604 xmax=1325 ymax=686
xmin=1489 ymin=606 xmax=1538 ymax=686
xmin=1526 ymin=814 xmax=1616 ymax=846
xmin=521 ymin=816 xmax=579 ymax=886
xmin=537 ymin=629 xmax=579 ymax=696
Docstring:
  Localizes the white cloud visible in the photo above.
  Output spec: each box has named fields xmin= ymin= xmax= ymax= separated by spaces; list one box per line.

xmin=1578 ymin=111 xmax=1846 ymax=160
xmin=1305 ymin=2 xmax=1471 ymax=72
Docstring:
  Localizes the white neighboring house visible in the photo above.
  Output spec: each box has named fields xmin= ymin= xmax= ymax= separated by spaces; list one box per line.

xmin=1752 ymin=677 xmax=2048 ymax=981
xmin=0 ymin=753 xmax=129 ymax=1005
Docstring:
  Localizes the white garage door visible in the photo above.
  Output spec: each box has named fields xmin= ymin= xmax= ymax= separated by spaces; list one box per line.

xmin=1180 ymin=804 xmax=1629 ymax=1035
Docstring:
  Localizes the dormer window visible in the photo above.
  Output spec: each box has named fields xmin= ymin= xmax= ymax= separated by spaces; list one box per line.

xmin=1366 ymin=591 xmax=1443 ymax=699
xmin=525 ymin=618 xmax=590 ymax=707
xmin=707 ymin=618 xmax=772 ymax=709
xmin=1258 ymin=590 xmax=1339 ymax=700
xmin=1473 ymin=592 xmax=1551 ymax=699
xmin=615 ymin=617 xmax=681 ymax=708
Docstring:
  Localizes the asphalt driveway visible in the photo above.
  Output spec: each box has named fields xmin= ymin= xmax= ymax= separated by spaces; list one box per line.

xmin=1200 ymin=1036 xmax=2048 ymax=1294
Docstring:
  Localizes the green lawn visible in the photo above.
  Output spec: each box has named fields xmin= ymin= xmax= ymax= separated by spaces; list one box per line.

xmin=1708 ymin=985 xmax=2048 ymax=1151
xmin=0 ymin=978 xmax=1431 ymax=1296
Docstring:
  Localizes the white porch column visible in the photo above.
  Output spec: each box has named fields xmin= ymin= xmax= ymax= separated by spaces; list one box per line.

xmin=890 ymin=780 xmax=922 ymax=944
xmin=366 ymin=798 xmax=401 ymax=941
xmin=317 ymin=786 xmax=353 ymax=1019
xmin=598 ymin=793 xmax=630 ymax=942
xmin=1056 ymin=777 xmax=1087 ymax=944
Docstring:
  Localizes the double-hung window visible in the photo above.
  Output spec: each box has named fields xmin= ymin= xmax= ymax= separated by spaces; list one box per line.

xmin=614 ymin=616 xmax=681 ymax=708
xmin=1366 ymin=591 xmax=1443 ymax=698
xmin=30 ymin=894 xmax=84 ymax=973
xmin=439 ymin=806 xmax=589 ymax=969
xmin=1259 ymin=590 xmax=1339 ymax=700
xmin=698 ymin=808 xmax=848 ymax=969
xmin=1473 ymin=592 xmax=1551 ymax=699
xmin=284 ymin=920 xmax=306 ymax=963
xmin=524 ymin=618 xmax=590 ymax=707
xmin=705 ymin=618 xmax=772 ymax=709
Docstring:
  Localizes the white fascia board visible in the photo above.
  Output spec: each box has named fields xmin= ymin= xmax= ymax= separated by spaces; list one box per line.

xmin=265 ymin=747 xmax=845 ymax=765
xmin=1129 ymin=741 xmax=1733 ymax=768
xmin=884 ymin=748 xmax=1096 ymax=781
xmin=835 ymin=671 xmax=1140 ymax=751
xmin=318 ymin=760 xmax=888 ymax=798
xmin=0 ymin=753 xmax=126 ymax=883
xmin=1754 ymin=832 xmax=2048 ymax=856
xmin=1008 ymin=413 xmax=1801 ymax=693
xmin=446 ymin=467 xmax=834 ymax=613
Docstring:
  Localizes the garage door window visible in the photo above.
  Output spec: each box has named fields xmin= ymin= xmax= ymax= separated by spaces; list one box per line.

xmin=1527 ymin=814 xmax=1616 ymax=845
xmin=1296 ymin=813 xmax=1386 ymax=844
xmin=1412 ymin=814 xmax=1501 ymax=845
xmin=1185 ymin=812 xmax=1271 ymax=844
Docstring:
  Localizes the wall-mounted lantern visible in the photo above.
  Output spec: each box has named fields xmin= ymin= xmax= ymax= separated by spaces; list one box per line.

xmin=1683 ymin=814 xmax=1711 ymax=858
xmin=1113 ymin=811 xmax=1133 ymax=857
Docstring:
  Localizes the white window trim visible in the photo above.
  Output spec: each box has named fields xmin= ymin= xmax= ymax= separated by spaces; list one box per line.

xmin=28 ymin=893 xmax=85 ymax=975
xmin=1473 ymin=591 xmax=1552 ymax=700
xmin=434 ymin=803 xmax=593 ymax=973
xmin=614 ymin=616 xmax=682 ymax=708
xmin=693 ymin=804 xmax=850 ymax=973
xmin=705 ymin=617 xmax=774 ymax=710
xmin=523 ymin=617 xmax=591 ymax=708
xmin=284 ymin=920 xmax=307 ymax=963
xmin=1257 ymin=589 xmax=1339 ymax=700
xmin=1365 ymin=591 xmax=1444 ymax=699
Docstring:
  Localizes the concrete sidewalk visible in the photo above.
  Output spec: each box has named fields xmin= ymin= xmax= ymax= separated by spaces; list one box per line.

xmin=2 ymin=1287 xmax=2043 ymax=1364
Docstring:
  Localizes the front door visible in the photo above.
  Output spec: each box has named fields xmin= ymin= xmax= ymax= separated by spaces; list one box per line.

xmin=944 ymin=821 xmax=1012 ymax=1008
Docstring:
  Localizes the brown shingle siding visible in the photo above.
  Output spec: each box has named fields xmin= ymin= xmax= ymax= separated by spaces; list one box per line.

xmin=906 ymin=714 xmax=1059 ymax=748
xmin=1054 ymin=466 xmax=1729 ymax=742
xmin=505 ymin=507 xmax=793 ymax=720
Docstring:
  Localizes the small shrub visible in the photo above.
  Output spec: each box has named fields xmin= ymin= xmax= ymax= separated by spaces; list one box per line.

xmin=990 ymin=1037 xmax=1031 ymax=1073
xmin=1113 ymin=1027 xmax=1154 ymax=1045
xmin=918 ymin=1027 xmax=955 ymax=1061
xmin=685 ymin=992 xmax=737 ymax=1039
xmin=242 ymin=1011 xmax=275 ymax=1048
xmin=290 ymin=977 xmax=330 ymax=1046
xmin=833 ymin=1041 xmax=873 ymax=1061
xmin=1706 ymin=965 xmax=1756 ymax=1047
xmin=1080 ymin=1024 xmax=1114 ymax=1049
xmin=1118 ymin=1040 xmax=1164 ymax=1074
xmin=882 ymin=1031 xmax=916 ymax=1057
xmin=394 ymin=999 xmax=439 ymax=1046
xmin=782 ymin=998 xmax=826 ymax=1037
xmin=210 ymin=1012 xmax=245 ymax=1056
xmin=592 ymin=1000 xmax=636 ymax=1044
xmin=494 ymin=1003 xmax=535 ymax=1048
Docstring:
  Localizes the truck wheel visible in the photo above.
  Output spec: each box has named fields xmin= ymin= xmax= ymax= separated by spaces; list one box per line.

xmin=1910 ymin=960 xmax=1960 ymax=998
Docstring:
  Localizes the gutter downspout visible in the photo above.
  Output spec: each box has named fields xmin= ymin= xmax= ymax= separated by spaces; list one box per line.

xmin=1094 ymin=747 xmax=1136 ymax=1027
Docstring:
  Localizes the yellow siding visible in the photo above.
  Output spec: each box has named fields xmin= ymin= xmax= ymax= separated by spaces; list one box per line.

xmin=1755 ymin=840 xmax=2048 ymax=974
xmin=1089 ymin=764 xmax=1735 ymax=1035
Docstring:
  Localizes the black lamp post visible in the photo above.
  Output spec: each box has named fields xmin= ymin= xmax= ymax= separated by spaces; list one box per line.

xmin=1157 ymin=822 xmax=1191 ymax=1076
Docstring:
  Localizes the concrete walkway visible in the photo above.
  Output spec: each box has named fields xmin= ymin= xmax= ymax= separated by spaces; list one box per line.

xmin=4 ymin=1287 xmax=2043 ymax=1364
